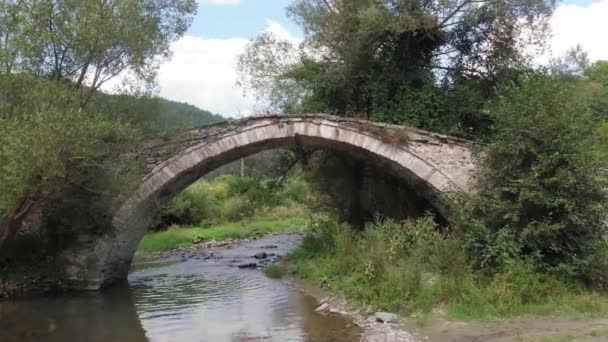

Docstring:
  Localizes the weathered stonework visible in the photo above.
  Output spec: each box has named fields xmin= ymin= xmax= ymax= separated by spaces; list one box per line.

xmin=62 ymin=114 xmax=477 ymax=290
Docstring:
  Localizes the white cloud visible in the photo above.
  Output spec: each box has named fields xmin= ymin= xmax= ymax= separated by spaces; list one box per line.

xmin=545 ymin=0 xmax=608 ymax=62
xmin=156 ymin=20 xmax=301 ymax=117
xmin=157 ymin=36 xmax=252 ymax=117
xmin=133 ymin=2 xmax=608 ymax=118
xmin=204 ymin=0 xmax=240 ymax=5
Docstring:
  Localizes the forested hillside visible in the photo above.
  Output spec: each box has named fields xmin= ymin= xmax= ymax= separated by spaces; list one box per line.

xmin=159 ymin=99 xmax=224 ymax=129
xmin=90 ymin=92 xmax=224 ymax=133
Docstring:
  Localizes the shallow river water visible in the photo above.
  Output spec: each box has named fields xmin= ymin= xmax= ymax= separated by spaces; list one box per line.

xmin=0 ymin=234 xmax=362 ymax=342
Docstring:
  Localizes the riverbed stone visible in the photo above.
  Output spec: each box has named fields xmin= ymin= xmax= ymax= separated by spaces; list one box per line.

xmin=314 ymin=303 xmax=330 ymax=312
xmin=237 ymin=262 xmax=257 ymax=269
xmin=375 ymin=312 xmax=398 ymax=323
xmin=254 ymin=252 xmax=267 ymax=259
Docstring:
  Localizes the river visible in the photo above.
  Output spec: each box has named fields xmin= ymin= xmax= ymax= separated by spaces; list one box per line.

xmin=0 ymin=233 xmax=362 ymax=342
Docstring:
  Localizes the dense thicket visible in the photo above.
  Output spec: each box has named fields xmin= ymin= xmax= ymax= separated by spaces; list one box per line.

xmin=0 ymin=0 xmax=197 ymax=250
xmin=458 ymin=74 xmax=607 ymax=281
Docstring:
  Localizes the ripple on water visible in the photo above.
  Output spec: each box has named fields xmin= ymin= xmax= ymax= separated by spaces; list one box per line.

xmin=0 ymin=234 xmax=361 ymax=342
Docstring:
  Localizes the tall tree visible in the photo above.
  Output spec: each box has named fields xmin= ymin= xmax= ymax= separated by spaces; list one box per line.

xmin=0 ymin=0 xmax=197 ymax=248
xmin=239 ymin=0 xmax=555 ymax=137
xmin=0 ymin=0 xmax=196 ymax=106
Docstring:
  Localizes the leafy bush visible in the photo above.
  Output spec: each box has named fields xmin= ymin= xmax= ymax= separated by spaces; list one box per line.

xmin=156 ymin=175 xmax=313 ymax=228
xmin=290 ymin=216 xmax=473 ymax=316
xmin=0 ymin=77 xmax=141 ymax=246
xmin=459 ymin=73 xmax=608 ymax=281
xmin=217 ymin=196 xmax=255 ymax=222
xmin=277 ymin=178 xmax=309 ymax=203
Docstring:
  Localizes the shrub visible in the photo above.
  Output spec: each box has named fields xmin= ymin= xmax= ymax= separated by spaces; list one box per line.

xmin=290 ymin=216 xmax=473 ymax=317
xmin=225 ymin=175 xmax=278 ymax=206
xmin=278 ymin=178 xmax=310 ymax=203
xmin=460 ymin=73 xmax=608 ymax=280
xmin=158 ymin=181 xmax=217 ymax=228
xmin=217 ymin=196 xmax=255 ymax=222
xmin=155 ymin=174 xmax=313 ymax=229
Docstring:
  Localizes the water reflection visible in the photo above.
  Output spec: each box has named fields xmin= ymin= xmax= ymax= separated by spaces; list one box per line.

xmin=0 ymin=234 xmax=361 ymax=342
xmin=0 ymin=287 xmax=146 ymax=342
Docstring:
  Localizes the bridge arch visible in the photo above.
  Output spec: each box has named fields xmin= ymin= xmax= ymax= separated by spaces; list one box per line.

xmin=64 ymin=115 xmax=475 ymax=289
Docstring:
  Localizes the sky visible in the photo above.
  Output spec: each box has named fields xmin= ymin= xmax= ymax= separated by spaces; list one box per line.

xmin=153 ymin=0 xmax=608 ymax=118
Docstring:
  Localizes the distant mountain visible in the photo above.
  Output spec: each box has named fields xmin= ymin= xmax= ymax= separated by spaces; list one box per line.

xmin=157 ymin=99 xmax=225 ymax=130
xmin=91 ymin=92 xmax=225 ymax=133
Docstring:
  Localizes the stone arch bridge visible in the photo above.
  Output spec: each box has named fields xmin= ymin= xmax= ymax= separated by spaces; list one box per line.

xmin=64 ymin=114 xmax=476 ymax=290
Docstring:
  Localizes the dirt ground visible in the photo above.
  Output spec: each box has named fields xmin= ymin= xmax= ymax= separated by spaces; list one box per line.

xmin=422 ymin=317 xmax=608 ymax=342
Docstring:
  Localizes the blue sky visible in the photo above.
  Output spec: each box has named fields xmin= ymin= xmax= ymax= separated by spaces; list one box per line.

xmin=190 ymin=0 xmax=595 ymax=39
xmin=190 ymin=0 xmax=301 ymax=39
xmin=147 ymin=0 xmax=608 ymax=117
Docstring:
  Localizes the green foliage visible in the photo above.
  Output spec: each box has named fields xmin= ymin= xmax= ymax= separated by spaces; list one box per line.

xmin=239 ymin=0 xmax=555 ymax=138
xmin=291 ymin=216 xmax=470 ymax=316
xmin=0 ymin=77 xmax=139 ymax=218
xmin=0 ymin=0 xmax=197 ymax=105
xmin=0 ymin=0 xmax=198 ymax=250
xmin=218 ymin=196 xmax=256 ymax=222
xmin=585 ymin=60 xmax=608 ymax=86
xmin=290 ymin=216 xmax=608 ymax=321
xmin=458 ymin=74 xmax=608 ymax=281
xmin=138 ymin=215 xmax=308 ymax=253
xmin=596 ymin=122 xmax=608 ymax=165
xmin=156 ymin=175 xmax=313 ymax=229
xmin=91 ymin=94 xmax=224 ymax=134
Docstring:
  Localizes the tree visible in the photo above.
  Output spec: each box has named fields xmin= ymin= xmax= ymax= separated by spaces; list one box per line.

xmin=0 ymin=0 xmax=196 ymax=106
xmin=585 ymin=60 xmax=608 ymax=86
xmin=238 ymin=0 xmax=555 ymax=137
xmin=461 ymin=74 xmax=607 ymax=280
xmin=0 ymin=0 xmax=197 ymax=249
xmin=549 ymin=45 xmax=590 ymax=76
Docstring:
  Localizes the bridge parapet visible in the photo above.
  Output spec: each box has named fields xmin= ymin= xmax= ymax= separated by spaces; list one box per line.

xmin=140 ymin=114 xmax=476 ymax=191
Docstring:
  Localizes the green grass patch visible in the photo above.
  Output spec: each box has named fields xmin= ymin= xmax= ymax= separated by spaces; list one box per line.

xmin=287 ymin=216 xmax=608 ymax=323
xmin=264 ymin=263 xmax=286 ymax=279
xmin=137 ymin=214 xmax=308 ymax=254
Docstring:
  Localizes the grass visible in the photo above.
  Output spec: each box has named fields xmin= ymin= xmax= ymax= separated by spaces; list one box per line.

xmin=286 ymin=215 xmax=608 ymax=323
xmin=137 ymin=213 xmax=308 ymax=254
xmin=446 ymin=292 xmax=608 ymax=322
xmin=264 ymin=263 xmax=286 ymax=279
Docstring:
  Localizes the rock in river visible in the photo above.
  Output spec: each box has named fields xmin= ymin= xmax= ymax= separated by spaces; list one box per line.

xmin=237 ymin=262 xmax=258 ymax=269
xmin=254 ymin=252 xmax=267 ymax=259
xmin=374 ymin=312 xmax=398 ymax=323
